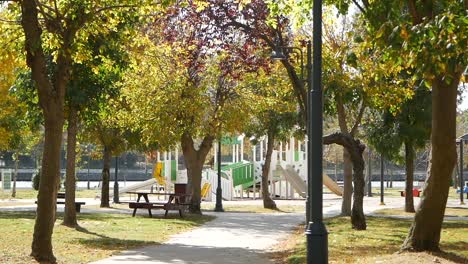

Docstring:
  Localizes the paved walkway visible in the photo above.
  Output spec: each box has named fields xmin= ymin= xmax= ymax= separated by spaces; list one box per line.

xmin=92 ymin=211 xmax=302 ymax=264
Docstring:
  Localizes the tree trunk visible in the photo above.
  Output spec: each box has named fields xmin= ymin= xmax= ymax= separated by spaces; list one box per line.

xmin=404 ymin=141 xmax=415 ymax=213
xmin=12 ymin=153 xmax=18 ymax=198
xmin=63 ymin=107 xmax=78 ymax=226
xmin=31 ymin=114 xmax=63 ymax=263
xmin=261 ymin=132 xmax=277 ymax=209
xmin=324 ymin=132 xmax=366 ymax=230
xmin=341 ymin=150 xmax=353 ymax=215
xmin=100 ymin=146 xmax=111 ymax=208
xmin=402 ymin=73 xmax=461 ymax=251
xmin=181 ymin=133 xmax=214 ymax=214
xmin=351 ymin=154 xmax=366 ymax=230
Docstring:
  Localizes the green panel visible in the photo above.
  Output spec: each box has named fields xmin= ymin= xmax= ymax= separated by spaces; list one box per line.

xmin=295 ymin=151 xmax=300 ymax=161
xmin=171 ymin=160 xmax=177 ymax=181
xmin=231 ymin=163 xmax=254 ymax=187
xmin=2 ymin=171 xmax=11 ymax=190
xmin=221 ymin=136 xmax=241 ymax=145
xmin=220 ymin=162 xmax=247 ymax=171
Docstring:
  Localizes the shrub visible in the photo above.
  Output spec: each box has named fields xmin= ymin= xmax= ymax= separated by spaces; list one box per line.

xmin=32 ymin=170 xmax=40 ymax=190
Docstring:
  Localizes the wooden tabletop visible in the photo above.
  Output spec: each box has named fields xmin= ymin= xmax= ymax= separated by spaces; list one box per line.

xmin=126 ymin=191 xmax=191 ymax=196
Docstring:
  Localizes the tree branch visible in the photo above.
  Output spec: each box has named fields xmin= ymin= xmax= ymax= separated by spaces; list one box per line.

xmin=350 ymin=100 xmax=366 ymax=136
xmin=351 ymin=0 xmax=367 ymax=14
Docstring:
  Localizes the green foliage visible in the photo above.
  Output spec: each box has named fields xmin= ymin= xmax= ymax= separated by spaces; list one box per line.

xmin=366 ymin=87 xmax=431 ymax=162
xmin=242 ymin=65 xmax=301 ymax=142
xmin=120 ymin=32 xmax=254 ymax=150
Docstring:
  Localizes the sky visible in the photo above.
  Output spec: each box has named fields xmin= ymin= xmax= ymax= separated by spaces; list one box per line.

xmin=459 ymin=84 xmax=468 ymax=111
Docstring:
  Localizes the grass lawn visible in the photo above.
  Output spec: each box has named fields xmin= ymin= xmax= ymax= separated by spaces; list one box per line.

xmin=0 ymin=189 xmax=100 ymax=200
xmin=375 ymin=207 xmax=468 ymax=217
xmin=0 ymin=211 xmax=214 ymax=264
xmin=273 ymin=217 xmax=468 ymax=264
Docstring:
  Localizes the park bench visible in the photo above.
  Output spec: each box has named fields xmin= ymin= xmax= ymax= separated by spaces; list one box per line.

xmin=35 ymin=192 xmax=86 ymax=213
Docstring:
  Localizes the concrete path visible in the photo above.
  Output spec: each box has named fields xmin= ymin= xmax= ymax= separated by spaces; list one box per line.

xmin=91 ymin=211 xmax=303 ymax=264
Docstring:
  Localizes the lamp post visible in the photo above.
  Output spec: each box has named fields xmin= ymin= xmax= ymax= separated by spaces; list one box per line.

xmin=214 ymin=139 xmax=224 ymax=212
xmin=307 ymin=0 xmax=328 ymax=261
xmin=113 ymin=156 xmax=119 ymax=203
xmin=367 ymin=149 xmax=373 ymax=197
xmin=87 ymin=145 xmax=91 ymax=190
xmin=271 ymin=1 xmax=327 ymax=261
xmin=380 ymin=154 xmax=385 ymax=205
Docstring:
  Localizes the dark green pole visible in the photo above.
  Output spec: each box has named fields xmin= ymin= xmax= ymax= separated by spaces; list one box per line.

xmin=305 ymin=0 xmax=328 ymax=261
xmin=87 ymin=154 xmax=91 ymax=190
xmin=380 ymin=154 xmax=385 ymax=205
xmin=113 ymin=156 xmax=119 ymax=203
xmin=367 ymin=149 xmax=372 ymax=197
xmin=215 ymin=140 xmax=224 ymax=212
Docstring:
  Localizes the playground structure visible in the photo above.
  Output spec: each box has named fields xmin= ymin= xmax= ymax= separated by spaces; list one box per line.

xmin=115 ymin=136 xmax=343 ymax=201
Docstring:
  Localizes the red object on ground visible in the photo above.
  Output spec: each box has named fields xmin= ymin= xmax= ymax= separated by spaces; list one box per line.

xmin=412 ymin=189 xmax=421 ymax=197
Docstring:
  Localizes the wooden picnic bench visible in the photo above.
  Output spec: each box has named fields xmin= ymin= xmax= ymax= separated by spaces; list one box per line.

xmin=128 ymin=192 xmax=191 ymax=218
xmin=35 ymin=192 xmax=86 ymax=212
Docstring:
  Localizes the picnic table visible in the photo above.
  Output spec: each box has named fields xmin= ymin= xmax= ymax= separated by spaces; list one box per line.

xmin=127 ymin=191 xmax=191 ymax=218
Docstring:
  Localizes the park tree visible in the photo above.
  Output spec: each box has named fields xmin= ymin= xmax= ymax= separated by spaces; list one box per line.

xmin=0 ymin=1 xmax=152 ymax=261
xmin=62 ymin=17 xmax=135 ymax=224
xmin=340 ymin=0 xmax=467 ymax=250
xmin=367 ymin=87 xmax=431 ymax=212
xmin=321 ymin=14 xmax=370 ymax=215
xmin=243 ymin=65 xmax=300 ymax=209
xmin=118 ymin=2 xmax=265 ymax=214
xmin=121 ymin=24 xmax=258 ymax=214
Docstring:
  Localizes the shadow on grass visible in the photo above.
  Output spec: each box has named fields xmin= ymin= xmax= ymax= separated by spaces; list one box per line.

xmin=0 ymin=210 xmax=36 ymax=220
xmin=74 ymin=226 xmax=160 ymax=251
xmin=442 ymin=221 xmax=468 ymax=229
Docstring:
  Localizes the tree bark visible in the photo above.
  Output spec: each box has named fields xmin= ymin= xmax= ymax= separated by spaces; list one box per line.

xmin=341 ymin=150 xmax=353 ymax=215
xmin=31 ymin=113 xmax=63 ymax=263
xmin=63 ymin=107 xmax=78 ymax=226
xmin=100 ymin=146 xmax=111 ymax=208
xmin=404 ymin=141 xmax=415 ymax=213
xmin=324 ymin=132 xmax=366 ymax=230
xmin=12 ymin=153 xmax=18 ymax=198
xmin=181 ymin=133 xmax=214 ymax=214
xmin=402 ymin=72 xmax=461 ymax=251
xmin=261 ymin=132 xmax=277 ymax=209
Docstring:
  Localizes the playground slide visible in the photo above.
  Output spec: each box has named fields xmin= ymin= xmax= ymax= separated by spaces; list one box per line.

xmin=279 ymin=165 xmax=307 ymax=198
xmin=323 ymin=173 xmax=343 ymax=196
xmin=280 ymin=165 xmax=343 ymax=197
xmin=109 ymin=178 xmax=157 ymax=198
